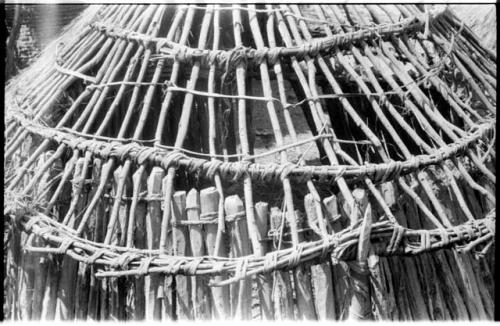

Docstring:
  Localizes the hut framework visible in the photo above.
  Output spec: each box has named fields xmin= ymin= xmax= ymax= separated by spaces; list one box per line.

xmin=4 ymin=4 xmax=496 ymax=321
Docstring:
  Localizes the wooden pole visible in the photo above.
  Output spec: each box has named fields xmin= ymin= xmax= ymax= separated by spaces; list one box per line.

xmin=161 ymin=175 xmax=174 ymax=320
xmin=145 ymin=167 xmax=164 ymax=320
xmin=127 ymin=167 xmax=148 ymax=320
xmin=40 ymin=257 xmax=59 ymax=320
xmin=19 ymin=235 xmax=35 ymax=320
xmin=371 ymin=183 xmax=397 ymax=320
xmin=55 ymin=157 xmax=89 ymax=320
xmin=86 ymin=158 xmax=105 ymax=320
xmin=206 ymin=4 xmax=229 ymax=261
xmin=186 ymin=189 xmax=212 ymax=320
xmin=347 ymin=189 xmax=373 ymax=320
xmin=55 ymin=255 xmax=79 ymax=320
xmin=41 ymin=153 xmax=75 ymax=319
xmin=75 ymin=156 xmax=103 ymax=321
xmin=304 ymin=194 xmax=334 ymax=320
xmin=269 ymin=207 xmax=294 ymax=319
xmin=74 ymin=261 xmax=90 ymax=320
xmin=230 ymin=10 xmax=263 ymax=320
xmin=323 ymin=195 xmax=350 ymax=320
xmin=290 ymin=210 xmax=317 ymax=320
xmin=200 ymin=187 xmax=230 ymax=319
xmin=109 ymin=166 xmax=131 ymax=321
xmin=31 ymin=152 xmax=57 ymax=320
xmin=172 ymin=190 xmax=193 ymax=319
xmin=225 ymin=195 xmax=252 ymax=319
xmin=254 ymin=202 xmax=274 ymax=320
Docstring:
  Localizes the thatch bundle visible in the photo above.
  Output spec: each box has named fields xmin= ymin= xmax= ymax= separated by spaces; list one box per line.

xmin=450 ymin=5 xmax=496 ymax=52
xmin=4 ymin=4 xmax=495 ymax=321
xmin=5 ymin=4 xmax=88 ymax=78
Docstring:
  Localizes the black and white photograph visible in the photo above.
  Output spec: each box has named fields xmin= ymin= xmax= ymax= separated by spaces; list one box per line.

xmin=3 ymin=1 xmax=497 ymax=322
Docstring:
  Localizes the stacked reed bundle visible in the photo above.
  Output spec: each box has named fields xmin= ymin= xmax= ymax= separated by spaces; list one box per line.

xmin=4 ymin=4 xmax=495 ymax=321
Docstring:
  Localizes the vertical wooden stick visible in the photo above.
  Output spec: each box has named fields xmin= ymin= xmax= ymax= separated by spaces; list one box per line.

xmin=110 ymin=166 xmax=131 ymax=321
xmin=290 ymin=210 xmax=317 ymax=320
xmin=200 ymin=187 xmax=230 ymax=319
xmin=42 ymin=154 xmax=77 ymax=320
xmin=347 ymin=189 xmax=373 ymax=320
xmin=145 ymin=167 xmax=164 ymax=320
xmin=186 ymin=189 xmax=212 ymax=320
xmin=304 ymin=194 xmax=334 ymax=320
xmin=100 ymin=273 xmax=110 ymax=321
xmin=41 ymin=258 xmax=59 ymax=320
xmin=107 ymin=168 xmax=121 ymax=321
xmin=19 ymin=234 xmax=35 ymax=320
xmin=172 ymin=190 xmax=192 ymax=319
xmin=74 ymin=261 xmax=90 ymax=320
xmin=254 ymin=202 xmax=274 ymax=320
xmin=129 ymin=167 xmax=148 ymax=320
xmin=86 ymin=158 xmax=104 ymax=320
xmin=31 ymin=152 xmax=56 ymax=320
xmin=323 ymin=195 xmax=350 ymax=320
xmin=230 ymin=11 xmax=264 ymax=320
xmin=225 ymin=195 xmax=252 ymax=319
xmin=269 ymin=207 xmax=294 ymax=319
xmin=160 ymin=175 xmax=175 ymax=320
xmin=372 ymin=184 xmax=398 ymax=320
xmin=55 ymin=256 xmax=79 ymax=320
xmin=55 ymin=157 xmax=89 ymax=320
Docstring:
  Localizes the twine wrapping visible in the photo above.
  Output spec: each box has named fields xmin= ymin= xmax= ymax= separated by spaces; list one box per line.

xmin=9 ymin=204 xmax=495 ymax=284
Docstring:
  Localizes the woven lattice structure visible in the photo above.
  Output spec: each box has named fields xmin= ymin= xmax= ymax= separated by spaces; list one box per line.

xmin=4 ymin=4 xmax=496 ymax=321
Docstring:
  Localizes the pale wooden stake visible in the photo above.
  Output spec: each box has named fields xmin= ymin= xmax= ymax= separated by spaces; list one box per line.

xmin=172 ymin=190 xmax=192 ymax=319
xmin=86 ymin=158 xmax=105 ymax=320
xmin=323 ymin=195 xmax=350 ymax=320
xmin=269 ymin=207 xmax=294 ymax=319
xmin=111 ymin=166 xmax=131 ymax=320
xmin=186 ymin=189 xmax=212 ymax=320
xmin=145 ymin=167 xmax=164 ymax=320
xmin=290 ymin=210 xmax=317 ymax=320
xmin=200 ymin=187 xmax=230 ymax=319
xmin=347 ymin=189 xmax=373 ymax=320
xmin=161 ymin=175 xmax=175 ymax=320
xmin=129 ymin=167 xmax=148 ymax=320
xmin=304 ymin=194 xmax=334 ymax=320
xmin=225 ymin=195 xmax=252 ymax=319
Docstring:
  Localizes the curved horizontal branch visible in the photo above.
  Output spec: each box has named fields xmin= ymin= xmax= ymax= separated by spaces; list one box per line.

xmin=6 ymin=111 xmax=495 ymax=185
xmin=5 ymin=203 xmax=495 ymax=285
xmin=89 ymin=15 xmax=425 ymax=67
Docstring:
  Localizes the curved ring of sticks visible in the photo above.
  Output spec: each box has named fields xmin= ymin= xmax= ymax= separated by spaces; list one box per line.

xmin=7 ymin=111 xmax=495 ymax=184
xmin=6 ymin=202 xmax=495 ymax=286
